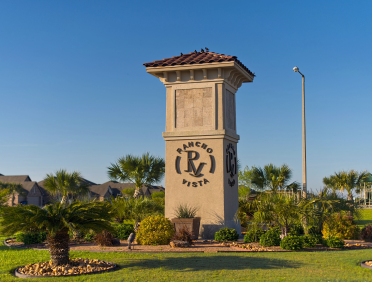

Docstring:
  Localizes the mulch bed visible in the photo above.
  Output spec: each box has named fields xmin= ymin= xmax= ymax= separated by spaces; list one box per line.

xmin=5 ymin=238 xmax=372 ymax=253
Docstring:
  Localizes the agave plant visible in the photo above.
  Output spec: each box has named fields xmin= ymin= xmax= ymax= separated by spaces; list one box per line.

xmin=1 ymin=201 xmax=113 ymax=265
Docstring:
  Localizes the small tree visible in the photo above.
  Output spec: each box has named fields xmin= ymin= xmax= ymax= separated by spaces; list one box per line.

xmin=107 ymin=152 xmax=165 ymax=198
xmin=1 ymin=201 xmax=112 ymax=265
xmin=254 ymin=193 xmax=300 ymax=238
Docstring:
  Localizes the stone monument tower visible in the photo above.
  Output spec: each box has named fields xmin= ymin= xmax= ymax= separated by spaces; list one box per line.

xmin=144 ymin=49 xmax=254 ymax=238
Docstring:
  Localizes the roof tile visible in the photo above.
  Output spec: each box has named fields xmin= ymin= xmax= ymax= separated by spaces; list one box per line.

xmin=143 ymin=50 xmax=254 ymax=76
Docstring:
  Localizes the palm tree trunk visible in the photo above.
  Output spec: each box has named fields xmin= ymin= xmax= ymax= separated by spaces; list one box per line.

xmin=133 ymin=188 xmax=144 ymax=199
xmin=48 ymin=231 xmax=70 ymax=266
xmin=347 ymin=193 xmax=353 ymax=202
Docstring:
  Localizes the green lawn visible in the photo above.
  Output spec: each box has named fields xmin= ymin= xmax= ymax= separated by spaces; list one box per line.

xmin=356 ymin=209 xmax=372 ymax=228
xmin=1 ymin=245 xmax=372 ymax=281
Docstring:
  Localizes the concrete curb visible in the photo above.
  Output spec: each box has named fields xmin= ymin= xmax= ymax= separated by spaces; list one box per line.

xmin=361 ymin=261 xmax=372 ymax=269
xmin=14 ymin=262 xmax=117 ymax=279
xmin=4 ymin=238 xmax=47 ymax=250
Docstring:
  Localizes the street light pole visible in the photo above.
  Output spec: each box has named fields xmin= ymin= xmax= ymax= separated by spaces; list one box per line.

xmin=293 ymin=66 xmax=307 ymax=198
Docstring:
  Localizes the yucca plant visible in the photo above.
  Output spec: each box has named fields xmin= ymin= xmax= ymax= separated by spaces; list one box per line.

xmin=1 ymin=201 xmax=113 ymax=265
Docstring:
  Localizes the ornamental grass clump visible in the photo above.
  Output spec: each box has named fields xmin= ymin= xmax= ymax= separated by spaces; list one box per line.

xmin=214 ymin=227 xmax=239 ymax=242
xmin=174 ymin=204 xmax=198 ymax=218
xmin=280 ymin=235 xmax=304 ymax=250
xmin=136 ymin=215 xmax=175 ymax=245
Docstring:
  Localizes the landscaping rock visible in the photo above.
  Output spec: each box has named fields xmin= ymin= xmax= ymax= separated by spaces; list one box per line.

xmin=16 ymin=258 xmax=116 ymax=277
xmin=170 ymin=240 xmax=190 ymax=248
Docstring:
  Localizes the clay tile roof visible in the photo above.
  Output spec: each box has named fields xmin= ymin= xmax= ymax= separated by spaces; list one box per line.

xmin=143 ymin=50 xmax=254 ymax=77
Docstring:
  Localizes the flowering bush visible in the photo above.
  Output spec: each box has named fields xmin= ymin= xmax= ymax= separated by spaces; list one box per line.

xmin=136 ymin=215 xmax=175 ymax=245
xmin=280 ymin=235 xmax=304 ymax=250
xmin=322 ymin=213 xmax=360 ymax=240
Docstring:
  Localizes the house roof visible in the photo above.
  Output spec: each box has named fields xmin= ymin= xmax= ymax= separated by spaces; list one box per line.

xmin=0 ymin=175 xmax=31 ymax=183
xmin=143 ymin=50 xmax=254 ymax=77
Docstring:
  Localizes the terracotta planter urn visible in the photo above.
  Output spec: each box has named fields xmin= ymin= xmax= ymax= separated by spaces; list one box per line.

xmin=171 ymin=217 xmax=201 ymax=240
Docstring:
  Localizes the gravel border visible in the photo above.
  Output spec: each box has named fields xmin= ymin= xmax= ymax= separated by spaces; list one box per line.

xmin=14 ymin=262 xmax=117 ymax=279
xmin=361 ymin=261 xmax=372 ymax=269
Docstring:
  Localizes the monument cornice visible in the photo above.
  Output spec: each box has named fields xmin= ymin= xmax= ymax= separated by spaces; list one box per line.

xmin=162 ymin=130 xmax=240 ymax=142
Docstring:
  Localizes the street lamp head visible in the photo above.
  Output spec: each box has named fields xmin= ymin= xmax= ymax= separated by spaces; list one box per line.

xmin=293 ymin=66 xmax=299 ymax=72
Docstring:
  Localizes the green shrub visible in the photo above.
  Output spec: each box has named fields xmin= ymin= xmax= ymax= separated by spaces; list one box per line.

xmin=325 ymin=236 xmax=345 ymax=248
xmin=151 ymin=192 xmax=165 ymax=199
xmin=290 ymin=224 xmax=304 ymax=236
xmin=136 ymin=215 xmax=175 ymax=245
xmin=84 ymin=232 xmax=95 ymax=242
xmin=16 ymin=232 xmax=46 ymax=245
xmin=280 ymin=235 xmax=304 ymax=250
xmin=244 ymin=228 xmax=265 ymax=243
xmin=112 ymin=223 xmax=134 ymax=240
xmin=322 ymin=213 xmax=360 ymax=239
xmin=302 ymin=234 xmax=318 ymax=247
xmin=214 ymin=227 xmax=239 ymax=242
xmin=259 ymin=227 xmax=281 ymax=247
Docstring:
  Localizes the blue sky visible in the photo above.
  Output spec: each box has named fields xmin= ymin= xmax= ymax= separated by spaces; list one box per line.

xmin=1 ymin=1 xmax=371 ymax=191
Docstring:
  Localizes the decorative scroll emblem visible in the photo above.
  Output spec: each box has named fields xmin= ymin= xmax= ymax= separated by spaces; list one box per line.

xmin=226 ymin=143 xmax=237 ymax=187
xmin=175 ymin=141 xmax=215 ymax=187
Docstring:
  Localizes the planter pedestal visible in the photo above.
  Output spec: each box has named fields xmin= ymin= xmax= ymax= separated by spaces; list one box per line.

xmin=172 ymin=217 xmax=201 ymax=240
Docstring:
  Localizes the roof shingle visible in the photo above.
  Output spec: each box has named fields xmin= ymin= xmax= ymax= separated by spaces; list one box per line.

xmin=143 ymin=50 xmax=254 ymax=77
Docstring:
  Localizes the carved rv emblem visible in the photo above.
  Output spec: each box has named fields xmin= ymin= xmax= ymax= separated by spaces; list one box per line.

xmin=226 ymin=143 xmax=237 ymax=187
xmin=175 ymin=141 xmax=215 ymax=187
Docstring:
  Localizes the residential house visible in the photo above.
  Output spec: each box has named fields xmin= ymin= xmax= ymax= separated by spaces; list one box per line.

xmin=0 ymin=175 xmax=45 ymax=207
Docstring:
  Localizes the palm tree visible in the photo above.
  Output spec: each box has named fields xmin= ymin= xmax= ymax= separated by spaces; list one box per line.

xmin=250 ymin=164 xmax=300 ymax=193
xmin=111 ymin=197 xmax=164 ymax=230
xmin=107 ymin=152 xmax=165 ymax=198
xmin=1 ymin=201 xmax=112 ymax=265
xmin=43 ymin=169 xmax=90 ymax=204
xmin=324 ymin=170 xmax=371 ymax=202
xmin=0 ymin=181 xmax=25 ymax=206
xmin=323 ymin=175 xmax=338 ymax=195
